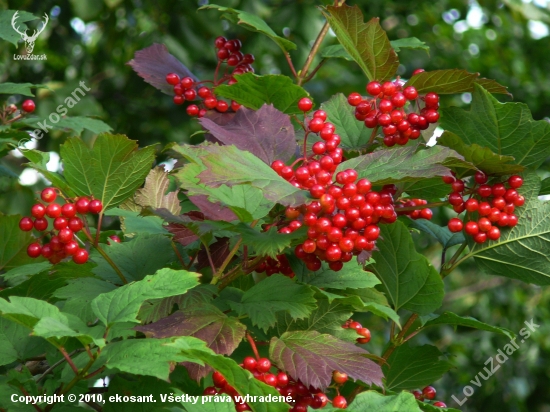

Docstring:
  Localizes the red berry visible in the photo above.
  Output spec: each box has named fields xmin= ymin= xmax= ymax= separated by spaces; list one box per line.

xmin=508 ymin=175 xmax=523 ymax=189
xmin=212 ymin=371 xmax=226 ymax=387
xmin=33 ymin=218 xmax=48 ymax=231
xmin=243 ymin=356 xmax=257 ymax=371
xmin=347 ymin=93 xmax=362 ymax=106
xmin=448 ymin=218 xmax=463 ymax=233
xmin=186 ymin=105 xmax=199 ymax=116
xmin=165 ymin=73 xmax=180 ymax=85
xmin=424 ymin=92 xmax=439 ymax=106
xmin=465 ymin=198 xmax=479 ymax=212
xmin=276 ymin=372 xmax=289 ymax=387
xmin=198 ymin=87 xmax=212 ymax=98
xmin=332 ymin=395 xmax=347 ymax=409
xmin=22 ymin=99 xmax=36 ymax=113
xmin=464 ymin=221 xmax=479 ymax=235
xmin=332 ymin=371 xmax=348 ymax=384
xmin=492 ymin=183 xmax=506 ymax=197
xmin=72 ymin=249 xmax=89 ymax=264
xmin=173 ymin=96 xmax=184 ymax=106
xmin=366 ymin=81 xmax=382 ymax=96
xmin=412 ymin=390 xmax=424 ymax=400
xmin=403 ymin=86 xmax=418 ymax=100
xmin=61 ymin=203 xmax=77 ymax=218
xmin=204 ymin=97 xmax=218 ymax=109
xmin=474 ymin=171 xmax=488 ymax=184
xmin=214 ymin=36 xmax=227 ymax=49
xmin=487 ymin=226 xmax=501 ymax=240
xmin=41 ymin=188 xmax=57 ymax=203
xmin=420 ymin=208 xmax=433 ymax=220
xmin=64 ymin=240 xmax=79 ymax=255
xmin=422 ymin=386 xmax=436 ymax=400
xmin=180 ymin=77 xmax=194 ymax=89
xmin=88 ymin=200 xmax=103 ymax=214
xmin=256 ymin=358 xmax=271 ymax=373
xmin=264 ymin=374 xmax=277 ymax=386
xmin=478 ymin=217 xmax=492 ymax=232
xmin=75 ymin=198 xmax=90 ymax=214
xmin=58 ymin=228 xmax=74 ymax=243
xmin=19 ymin=217 xmax=34 ymax=231
xmin=381 ymin=81 xmax=397 ymax=96
xmin=68 ymin=217 xmax=83 ymax=232
xmin=216 ymin=100 xmax=229 ymax=113
xmin=412 ymin=68 xmax=425 ymax=76
xmin=313 ymin=110 xmax=327 ymax=120
xmin=27 ymin=243 xmax=42 ymax=258
xmin=326 ymin=245 xmax=342 ymax=262
xmin=45 ymin=203 xmax=62 ymax=218
xmin=298 ymin=97 xmax=313 ymax=112
xmin=183 ymin=89 xmax=197 ymax=101
xmin=53 ymin=217 xmax=68 ymax=230
xmin=448 ymin=192 xmax=463 ymax=206
xmin=477 ymin=184 xmax=492 ymax=197
xmin=433 ymin=401 xmax=447 ymax=408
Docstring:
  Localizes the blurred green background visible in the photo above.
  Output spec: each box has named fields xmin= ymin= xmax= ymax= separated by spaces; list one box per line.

xmin=1 ymin=0 xmax=550 ymax=411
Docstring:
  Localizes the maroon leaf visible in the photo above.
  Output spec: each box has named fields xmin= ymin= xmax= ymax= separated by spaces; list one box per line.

xmin=127 ymin=43 xmax=198 ymax=95
xmin=199 ymin=104 xmax=297 ymax=164
xmin=189 ymin=195 xmax=238 ymax=221
xmin=196 ymin=238 xmax=230 ymax=270
xmin=135 ymin=305 xmax=246 ymax=380
xmin=270 ymin=330 xmax=384 ymax=390
xmin=203 ymin=111 xmax=237 ymax=144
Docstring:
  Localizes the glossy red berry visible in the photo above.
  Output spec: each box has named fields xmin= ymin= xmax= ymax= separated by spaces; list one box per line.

xmin=298 ymin=97 xmax=313 ymax=112
xmin=34 ymin=218 xmax=48 ymax=231
xmin=186 ymin=105 xmax=200 ymax=116
xmin=22 ymin=99 xmax=36 ymax=113
xmin=347 ymin=93 xmax=362 ymax=106
xmin=256 ymin=358 xmax=271 ymax=373
xmin=53 ymin=217 xmax=68 ymax=230
xmin=61 ymin=203 xmax=77 ymax=218
xmin=433 ymin=401 xmax=447 ymax=408
xmin=41 ymin=188 xmax=57 ymax=203
xmin=88 ymin=200 xmax=103 ymax=214
xmin=45 ymin=203 xmax=62 ymax=218
xmin=332 ymin=395 xmax=347 ymax=409
xmin=75 ymin=198 xmax=90 ymax=214
xmin=366 ymin=81 xmax=382 ymax=96
xmin=27 ymin=242 xmax=42 ymax=258
xmin=212 ymin=371 xmax=226 ymax=387
xmin=422 ymin=386 xmax=436 ymax=400
xmin=19 ymin=217 xmax=34 ymax=231
xmin=448 ymin=218 xmax=463 ymax=233
xmin=108 ymin=235 xmax=121 ymax=244
xmin=68 ymin=217 xmax=83 ymax=232
xmin=165 ymin=73 xmax=180 ymax=85
xmin=72 ymin=248 xmax=89 ymax=264
xmin=464 ymin=221 xmax=479 ymax=235
xmin=30 ymin=203 xmax=46 ymax=219
xmin=64 ymin=240 xmax=79 ymax=255
xmin=403 ymin=86 xmax=418 ymax=100
xmin=243 ymin=356 xmax=257 ymax=371
xmin=332 ymin=371 xmax=348 ymax=384
xmin=508 ymin=175 xmax=523 ymax=189
xmin=412 ymin=390 xmax=424 ymax=400
xmin=474 ymin=171 xmax=488 ymax=184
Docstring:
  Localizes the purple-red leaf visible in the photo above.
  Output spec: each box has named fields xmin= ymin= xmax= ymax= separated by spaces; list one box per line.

xmin=165 ymin=223 xmax=198 ymax=246
xmin=127 ymin=43 xmax=198 ymax=95
xmin=135 ymin=305 xmax=246 ymax=380
xmin=188 ymin=195 xmax=238 ymax=221
xmin=197 ymin=238 xmax=230 ymax=270
xmin=199 ymin=104 xmax=297 ymax=164
xmin=269 ymin=330 xmax=384 ymax=390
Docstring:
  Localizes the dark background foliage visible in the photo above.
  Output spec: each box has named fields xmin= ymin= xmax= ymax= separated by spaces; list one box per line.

xmin=1 ymin=0 xmax=550 ymax=411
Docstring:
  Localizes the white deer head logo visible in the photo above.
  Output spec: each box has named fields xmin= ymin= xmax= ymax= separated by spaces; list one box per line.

xmin=11 ymin=11 xmax=49 ymax=54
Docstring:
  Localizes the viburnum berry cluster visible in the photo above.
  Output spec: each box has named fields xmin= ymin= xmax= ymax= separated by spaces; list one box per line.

xmin=347 ymin=71 xmax=440 ymax=147
xmin=18 ymin=187 xmax=104 ymax=264
xmin=445 ymin=172 xmax=524 ymax=243
xmin=205 ymin=356 xmax=331 ymax=411
xmin=255 ymin=254 xmax=295 ymax=278
xmin=271 ymin=98 xmax=436 ymax=272
xmin=165 ymin=36 xmax=254 ymax=117
xmin=342 ymin=318 xmax=372 ymax=344
xmin=411 ymin=385 xmax=446 ymax=408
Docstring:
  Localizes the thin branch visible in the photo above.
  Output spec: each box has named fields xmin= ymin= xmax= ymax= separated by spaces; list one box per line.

xmin=298 ymin=24 xmax=330 ymax=86
xmin=302 ymin=58 xmax=327 ymax=84
xmin=171 ymin=242 xmax=186 ymax=269
xmin=94 ymin=212 xmax=103 ymax=247
xmin=246 ymin=333 xmax=261 ymax=360
xmin=367 ymin=125 xmax=379 ymax=145
xmin=211 ymin=238 xmax=242 ymax=285
xmin=81 ymin=226 xmax=128 ymax=284
xmin=379 ymin=313 xmax=419 ymax=365
xmin=59 ymin=347 xmax=79 ymax=376
xmin=285 ymin=52 xmax=298 ymax=79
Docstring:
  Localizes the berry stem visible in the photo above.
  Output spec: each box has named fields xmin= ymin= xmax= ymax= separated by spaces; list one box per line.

xmin=218 ymin=256 xmax=265 ymax=290
xmin=94 ymin=212 xmax=103 ymax=247
xmin=202 ymin=240 xmax=217 ymax=275
xmin=303 ymin=131 xmax=311 ymax=162
xmin=214 ymin=60 xmax=222 ymax=83
xmin=378 ymin=313 xmax=419 ymax=365
xmin=367 ymin=125 xmax=379 ymax=145
xmin=246 ymin=332 xmax=261 ymax=360
xmin=441 ymin=241 xmax=468 ymax=277
xmin=302 ymin=58 xmax=327 ymax=84
xmin=171 ymin=241 xmax=187 ymax=269
xmin=59 ymin=347 xmax=79 ymax=376
xmin=285 ymin=52 xmax=298 ymax=80
xmin=81 ymin=227 xmax=128 ymax=284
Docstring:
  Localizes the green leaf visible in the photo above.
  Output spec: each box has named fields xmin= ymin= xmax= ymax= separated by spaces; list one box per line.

xmin=215 ymin=74 xmax=308 ymax=114
xmin=383 ymin=343 xmax=453 ymax=390
xmin=269 ymin=299 xmax=354 ymax=339
xmin=47 ymin=116 xmax=112 ymax=135
xmin=343 ymin=391 xmax=422 ymax=412
xmin=0 ymin=215 xmax=33 ymax=271
xmin=233 ymin=224 xmax=305 ymax=257
xmin=298 ymin=261 xmax=380 ymax=290
xmin=60 ymin=133 xmax=156 ymax=210
xmin=228 ymin=274 xmax=316 ymax=332
xmin=320 ymin=93 xmax=373 ymax=151
xmin=390 ymin=38 xmax=429 ymax=53
xmin=0 ymin=10 xmax=37 ymax=46
xmin=409 ymin=219 xmax=465 ymax=249
xmin=423 ymin=312 xmax=515 ymax=339
xmin=371 ymin=220 xmax=444 ymax=315
xmin=540 ymin=177 xmax=550 ymax=196
xmin=199 ymin=5 xmax=296 ymax=52
xmin=91 ymin=233 xmax=176 ymax=283
xmin=91 ymin=268 xmax=200 ymax=326
xmin=99 ymin=337 xmax=204 ymax=380
xmin=336 ymin=145 xmax=468 ymax=186
xmin=404 ymin=69 xmax=509 ymax=94
xmin=320 ymin=44 xmax=354 ymax=61
xmin=194 ymin=144 xmax=309 ymax=207
xmin=437 ymin=131 xmax=525 ymax=176
xmin=134 ymin=166 xmax=181 ymax=215
xmin=21 ymin=150 xmax=75 ymax=196
xmin=440 ymin=84 xmax=550 ymax=169
xmin=104 ymin=208 xmax=167 ymax=236
xmin=465 ymin=173 xmax=550 ymax=285
xmin=2 ymin=261 xmax=52 ymax=284
xmin=0 ymin=318 xmax=44 ymax=366
xmin=0 ymin=82 xmax=44 ymax=97
xmin=322 ymin=5 xmax=399 ymax=81
xmin=269 ymin=330 xmax=384 ymax=390
xmin=400 ymin=178 xmax=450 ymax=202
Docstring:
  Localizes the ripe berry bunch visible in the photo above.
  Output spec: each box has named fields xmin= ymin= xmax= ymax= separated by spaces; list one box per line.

xmin=341 ymin=319 xmax=372 ymax=344
xmin=205 ymin=357 xmax=331 ymax=411
xmin=272 ymin=100 xmax=397 ymax=271
xmin=255 ymin=255 xmax=295 ymax=278
xmin=347 ymin=74 xmax=440 ymax=147
xmin=18 ymin=188 xmax=102 ymax=264
xmin=445 ymin=173 xmax=524 ymax=244
xmin=165 ymin=36 xmax=254 ymax=117
xmin=411 ymin=386 xmax=446 ymax=408
xmin=395 ymin=198 xmax=433 ymax=220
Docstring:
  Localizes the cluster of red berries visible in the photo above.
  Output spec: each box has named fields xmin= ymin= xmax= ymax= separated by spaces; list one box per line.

xmin=395 ymin=198 xmax=433 ymax=220
xmin=342 ymin=319 xmax=371 ymax=344
xmin=18 ymin=188 xmax=103 ymax=264
xmin=347 ymin=71 xmax=440 ymax=147
xmin=445 ymin=173 xmax=524 ymax=244
xmin=255 ymin=255 xmax=295 ymax=278
xmin=205 ymin=357 xmax=334 ymax=411
xmin=412 ymin=386 xmax=446 ymax=408
xmin=165 ymin=36 xmax=254 ymax=117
